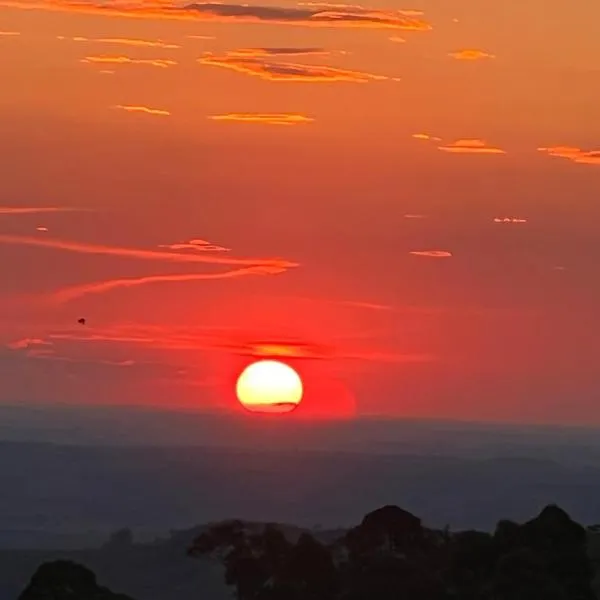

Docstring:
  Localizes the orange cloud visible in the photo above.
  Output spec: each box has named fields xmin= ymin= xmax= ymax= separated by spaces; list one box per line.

xmin=438 ymin=139 xmax=506 ymax=154
xmin=494 ymin=217 xmax=527 ymax=224
xmin=83 ymin=56 xmax=177 ymax=68
xmin=188 ymin=34 xmax=216 ymax=40
xmin=158 ymin=239 xmax=231 ymax=252
xmin=0 ymin=31 xmax=20 ymax=36
xmin=0 ymin=206 xmax=84 ymax=214
xmin=229 ymin=47 xmax=328 ymax=57
xmin=538 ymin=146 xmax=600 ymax=166
xmin=298 ymin=3 xmax=424 ymax=16
xmin=36 ymin=226 xmax=49 ymax=232
xmin=449 ymin=49 xmax=495 ymax=60
xmin=403 ymin=213 xmax=428 ymax=219
xmin=412 ymin=133 xmax=441 ymax=141
xmin=389 ymin=36 xmax=405 ymax=43
xmin=199 ymin=52 xmax=392 ymax=82
xmin=0 ymin=234 xmax=298 ymax=269
xmin=113 ymin=105 xmax=171 ymax=116
xmin=208 ymin=113 xmax=314 ymax=126
xmin=409 ymin=250 xmax=452 ymax=258
xmin=58 ymin=35 xmax=180 ymax=48
xmin=0 ymin=0 xmax=432 ymax=31
xmin=52 ymin=265 xmax=286 ymax=303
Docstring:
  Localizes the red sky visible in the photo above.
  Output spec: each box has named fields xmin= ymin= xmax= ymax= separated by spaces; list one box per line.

xmin=1 ymin=0 xmax=599 ymax=424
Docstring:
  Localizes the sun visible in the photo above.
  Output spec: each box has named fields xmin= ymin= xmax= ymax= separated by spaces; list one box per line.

xmin=236 ymin=360 xmax=303 ymax=414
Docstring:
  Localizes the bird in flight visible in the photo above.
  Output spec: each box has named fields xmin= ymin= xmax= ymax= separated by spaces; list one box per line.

xmin=77 ymin=318 xmax=86 ymax=326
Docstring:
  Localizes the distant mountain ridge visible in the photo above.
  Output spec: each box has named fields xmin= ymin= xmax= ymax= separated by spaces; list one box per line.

xmin=2 ymin=439 xmax=600 ymax=550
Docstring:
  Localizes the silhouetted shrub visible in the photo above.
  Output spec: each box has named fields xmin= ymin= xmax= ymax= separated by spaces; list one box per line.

xmin=18 ymin=560 xmax=135 ymax=600
xmin=190 ymin=504 xmax=596 ymax=600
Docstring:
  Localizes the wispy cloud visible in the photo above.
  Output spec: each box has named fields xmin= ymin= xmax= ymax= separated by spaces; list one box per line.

xmin=52 ymin=265 xmax=286 ymax=303
xmin=449 ymin=49 xmax=495 ymax=61
xmin=278 ymin=294 xmax=395 ymax=312
xmin=0 ymin=1 xmax=432 ymax=31
xmin=403 ymin=213 xmax=428 ymax=219
xmin=229 ymin=47 xmax=329 ymax=57
xmin=83 ymin=56 xmax=177 ymax=68
xmin=438 ymin=139 xmax=506 ymax=154
xmin=494 ymin=217 xmax=527 ymax=224
xmin=199 ymin=52 xmax=392 ymax=82
xmin=208 ymin=113 xmax=314 ymax=126
xmin=58 ymin=35 xmax=180 ymax=48
xmin=412 ymin=133 xmax=441 ymax=141
xmin=12 ymin=342 xmax=138 ymax=367
xmin=47 ymin=324 xmax=434 ymax=364
xmin=337 ymin=300 xmax=393 ymax=311
xmin=113 ymin=105 xmax=171 ymax=116
xmin=0 ymin=206 xmax=85 ymax=215
xmin=158 ymin=239 xmax=231 ymax=252
xmin=389 ymin=36 xmax=405 ymax=43
xmin=297 ymin=3 xmax=424 ymax=16
xmin=188 ymin=34 xmax=216 ymax=40
xmin=6 ymin=338 xmax=52 ymax=350
xmin=409 ymin=250 xmax=452 ymax=258
xmin=0 ymin=31 xmax=20 ymax=36
xmin=0 ymin=234 xmax=297 ymax=269
xmin=538 ymin=146 xmax=600 ymax=166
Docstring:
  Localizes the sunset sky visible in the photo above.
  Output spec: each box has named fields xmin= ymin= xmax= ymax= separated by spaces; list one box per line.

xmin=1 ymin=0 xmax=599 ymax=424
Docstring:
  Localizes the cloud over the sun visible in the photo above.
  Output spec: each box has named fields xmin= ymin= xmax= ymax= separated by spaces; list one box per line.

xmin=0 ymin=0 xmax=432 ymax=31
xmin=199 ymin=51 xmax=393 ymax=82
xmin=209 ymin=113 xmax=314 ymax=126
xmin=538 ymin=146 xmax=600 ymax=166
xmin=438 ymin=139 xmax=506 ymax=154
xmin=46 ymin=324 xmax=435 ymax=364
xmin=449 ymin=49 xmax=495 ymax=61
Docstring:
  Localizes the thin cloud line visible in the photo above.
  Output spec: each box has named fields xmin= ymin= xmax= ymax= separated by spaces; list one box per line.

xmin=51 ymin=266 xmax=284 ymax=303
xmin=0 ymin=206 xmax=88 ymax=214
xmin=0 ymin=235 xmax=298 ymax=269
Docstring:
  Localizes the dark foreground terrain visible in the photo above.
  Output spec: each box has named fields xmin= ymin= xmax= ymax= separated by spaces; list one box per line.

xmin=8 ymin=504 xmax=600 ymax=600
xmin=3 ymin=419 xmax=600 ymax=598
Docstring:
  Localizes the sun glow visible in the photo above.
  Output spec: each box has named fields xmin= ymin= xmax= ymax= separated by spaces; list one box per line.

xmin=236 ymin=360 xmax=303 ymax=413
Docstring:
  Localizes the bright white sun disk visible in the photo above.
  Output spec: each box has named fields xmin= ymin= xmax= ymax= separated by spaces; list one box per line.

xmin=236 ymin=360 xmax=303 ymax=413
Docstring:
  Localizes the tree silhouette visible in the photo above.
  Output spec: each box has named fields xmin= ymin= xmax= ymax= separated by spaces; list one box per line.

xmin=190 ymin=504 xmax=596 ymax=600
xmin=18 ymin=560 xmax=135 ymax=600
